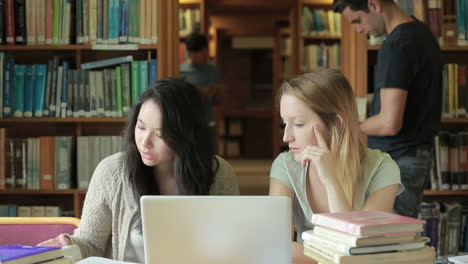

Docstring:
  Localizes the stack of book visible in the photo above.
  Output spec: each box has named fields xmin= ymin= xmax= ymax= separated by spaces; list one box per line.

xmin=0 ymin=245 xmax=72 ymax=264
xmin=302 ymin=210 xmax=435 ymax=264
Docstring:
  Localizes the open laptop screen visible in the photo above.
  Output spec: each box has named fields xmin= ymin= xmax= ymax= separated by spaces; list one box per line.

xmin=141 ymin=196 xmax=292 ymax=264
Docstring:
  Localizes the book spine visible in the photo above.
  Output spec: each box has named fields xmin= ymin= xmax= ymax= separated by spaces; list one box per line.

xmin=138 ymin=60 xmax=147 ymax=95
xmin=76 ymin=0 xmax=83 ymax=44
xmin=118 ymin=0 xmax=128 ymax=43
xmin=115 ymin=66 xmax=122 ymax=117
xmin=84 ymin=70 xmax=90 ymax=117
xmin=45 ymin=0 xmax=53 ymax=44
xmin=37 ymin=0 xmax=46 ymax=44
xmin=54 ymin=136 xmax=72 ymax=190
xmin=96 ymin=0 xmax=102 ymax=43
xmin=54 ymin=65 xmax=62 ymax=117
xmin=60 ymin=61 xmax=69 ymax=117
xmin=0 ymin=0 xmax=5 ymax=44
xmin=80 ymin=55 xmax=133 ymax=70
xmin=121 ymin=63 xmax=130 ymax=114
xmin=66 ymin=69 xmax=74 ymax=117
xmin=82 ymin=0 xmax=89 ymax=43
xmin=23 ymin=64 xmax=34 ymax=117
xmin=14 ymin=0 xmax=26 ymax=44
xmin=3 ymin=58 xmax=15 ymax=117
xmin=52 ymin=0 xmax=60 ymax=44
xmin=102 ymin=0 xmax=108 ymax=43
xmin=0 ymin=128 xmax=6 ymax=190
xmin=89 ymin=0 xmax=97 ymax=43
xmin=13 ymin=64 xmax=25 ymax=117
xmin=34 ymin=64 xmax=47 ymax=117
xmin=150 ymin=0 xmax=156 ymax=43
xmin=130 ymin=60 xmax=139 ymax=105
xmin=5 ymin=0 xmax=15 ymax=45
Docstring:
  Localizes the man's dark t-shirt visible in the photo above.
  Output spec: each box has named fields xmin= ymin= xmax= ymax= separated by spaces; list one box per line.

xmin=368 ymin=18 xmax=442 ymax=159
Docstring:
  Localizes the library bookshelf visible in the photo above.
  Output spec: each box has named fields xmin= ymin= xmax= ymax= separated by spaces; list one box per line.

xmin=0 ymin=0 xmax=179 ymax=218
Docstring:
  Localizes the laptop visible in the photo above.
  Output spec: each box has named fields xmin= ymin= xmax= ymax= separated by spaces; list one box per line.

xmin=140 ymin=196 xmax=292 ymax=264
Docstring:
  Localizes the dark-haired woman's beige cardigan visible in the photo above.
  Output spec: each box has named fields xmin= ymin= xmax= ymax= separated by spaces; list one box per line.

xmin=68 ymin=152 xmax=240 ymax=260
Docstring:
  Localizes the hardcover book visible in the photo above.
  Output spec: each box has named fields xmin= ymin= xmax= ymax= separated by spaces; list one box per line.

xmin=0 ymin=245 xmax=62 ymax=264
xmin=311 ymin=210 xmax=425 ymax=237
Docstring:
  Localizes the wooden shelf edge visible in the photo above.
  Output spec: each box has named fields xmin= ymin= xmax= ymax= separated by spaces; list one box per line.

xmin=179 ymin=0 xmax=201 ymax=4
xmin=0 ymin=44 xmax=158 ymax=51
xmin=301 ymin=0 xmax=333 ymax=5
xmin=441 ymin=118 xmax=468 ymax=124
xmin=0 ymin=189 xmax=81 ymax=195
xmin=302 ymin=34 xmax=341 ymax=40
xmin=368 ymin=45 xmax=468 ymax=51
xmin=424 ymin=190 xmax=468 ymax=196
xmin=0 ymin=117 xmax=128 ymax=123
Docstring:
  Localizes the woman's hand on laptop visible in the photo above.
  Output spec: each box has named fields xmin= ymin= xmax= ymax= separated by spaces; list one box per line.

xmin=37 ymin=234 xmax=72 ymax=247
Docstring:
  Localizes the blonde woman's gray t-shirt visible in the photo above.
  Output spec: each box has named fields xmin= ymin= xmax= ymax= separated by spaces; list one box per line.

xmin=270 ymin=148 xmax=403 ymax=242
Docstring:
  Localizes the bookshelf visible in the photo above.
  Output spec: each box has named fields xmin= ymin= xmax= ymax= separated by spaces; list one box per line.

xmin=271 ymin=0 xmax=343 ymax=157
xmin=340 ymin=0 xmax=468 ymax=199
xmin=0 ymin=0 xmax=179 ymax=218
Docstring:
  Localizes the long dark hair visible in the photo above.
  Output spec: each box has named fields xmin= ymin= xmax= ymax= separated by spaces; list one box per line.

xmin=123 ymin=78 xmax=219 ymax=198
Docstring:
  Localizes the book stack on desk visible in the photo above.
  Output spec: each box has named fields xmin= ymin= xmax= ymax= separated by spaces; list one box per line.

xmin=302 ymin=210 xmax=436 ymax=264
xmin=0 ymin=245 xmax=72 ymax=264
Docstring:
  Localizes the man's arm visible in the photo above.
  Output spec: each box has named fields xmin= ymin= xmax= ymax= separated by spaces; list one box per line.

xmin=360 ymin=88 xmax=407 ymax=136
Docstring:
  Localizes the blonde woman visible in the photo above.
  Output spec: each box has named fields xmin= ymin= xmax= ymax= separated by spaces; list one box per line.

xmin=269 ymin=69 xmax=403 ymax=263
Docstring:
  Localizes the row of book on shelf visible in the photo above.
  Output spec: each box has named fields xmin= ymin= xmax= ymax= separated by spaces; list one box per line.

xmin=369 ymin=0 xmax=468 ymax=47
xmin=301 ymin=43 xmax=341 ymax=73
xmin=442 ymin=63 xmax=468 ymax=118
xmin=0 ymin=53 xmax=158 ymax=118
xmin=0 ymin=129 xmax=123 ymax=191
xmin=419 ymin=201 xmax=468 ymax=258
xmin=0 ymin=0 xmax=157 ymax=46
xmin=431 ymin=131 xmax=468 ymax=191
xmin=302 ymin=210 xmax=435 ymax=264
xmin=0 ymin=204 xmax=67 ymax=217
xmin=301 ymin=7 xmax=342 ymax=36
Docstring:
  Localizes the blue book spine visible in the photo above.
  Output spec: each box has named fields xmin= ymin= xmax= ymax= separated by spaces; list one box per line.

xmin=60 ymin=61 xmax=69 ymax=118
xmin=13 ymin=65 xmax=25 ymax=117
xmin=119 ymin=0 xmax=128 ymax=43
xmin=23 ymin=65 xmax=35 ymax=117
xmin=113 ymin=0 xmax=120 ymax=43
xmin=149 ymin=59 xmax=157 ymax=86
xmin=139 ymin=60 xmax=148 ymax=96
xmin=34 ymin=65 xmax=47 ymax=117
xmin=313 ymin=9 xmax=322 ymax=32
xmin=456 ymin=0 xmax=466 ymax=45
xmin=3 ymin=58 xmax=15 ymax=117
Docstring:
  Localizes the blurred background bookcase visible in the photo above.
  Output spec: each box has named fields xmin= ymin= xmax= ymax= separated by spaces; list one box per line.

xmin=0 ymin=0 xmax=179 ymax=217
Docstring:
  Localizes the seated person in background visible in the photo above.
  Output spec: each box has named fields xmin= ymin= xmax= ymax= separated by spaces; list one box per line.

xmin=38 ymin=78 xmax=239 ymax=263
xmin=269 ymin=69 xmax=402 ymax=264
xmin=180 ymin=32 xmax=220 ymax=149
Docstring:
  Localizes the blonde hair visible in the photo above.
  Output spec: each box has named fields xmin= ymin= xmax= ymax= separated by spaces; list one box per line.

xmin=278 ymin=69 xmax=367 ymax=207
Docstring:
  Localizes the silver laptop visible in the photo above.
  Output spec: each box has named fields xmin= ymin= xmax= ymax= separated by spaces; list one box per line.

xmin=140 ymin=196 xmax=291 ymax=264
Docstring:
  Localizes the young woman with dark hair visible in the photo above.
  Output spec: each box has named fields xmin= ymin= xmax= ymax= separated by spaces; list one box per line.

xmin=39 ymin=78 xmax=239 ymax=263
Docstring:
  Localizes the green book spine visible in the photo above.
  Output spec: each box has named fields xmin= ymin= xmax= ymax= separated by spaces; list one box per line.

xmin=131 ymin=61 xmax=139 ymax=105
xmin=139 ymin=60 xmax=148 ymax=95
xmin=52 ymin=0 xmax=61 ymax=44
xmin=116 ymin=66 xmax=123 ymax=116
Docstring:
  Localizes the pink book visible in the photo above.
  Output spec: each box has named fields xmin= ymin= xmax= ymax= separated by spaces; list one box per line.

xmin=311 ymin=210 xmax=425 ymax=237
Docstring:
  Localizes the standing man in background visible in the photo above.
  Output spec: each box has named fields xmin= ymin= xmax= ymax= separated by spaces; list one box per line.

xmin=180 ymin=32 xmax=220 ymax=151
xmin=333 ymin=0 xmax=442 ymax=217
